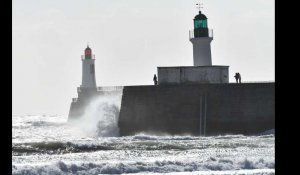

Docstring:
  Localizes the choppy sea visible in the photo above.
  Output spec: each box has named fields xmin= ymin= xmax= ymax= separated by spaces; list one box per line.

xmin=12 ymin=93 xmax=274 ymax=174
xmin=12 ymin=114 xmax=274 ymax=175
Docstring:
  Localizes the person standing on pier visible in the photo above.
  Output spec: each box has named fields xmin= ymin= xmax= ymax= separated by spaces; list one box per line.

xmin=153 ymin=74 xmax=158 ymax=85
xmin=234 ymin=73 xmax=239 ymax=83
xmin=237 ymin=73 xmax=241 ymax=83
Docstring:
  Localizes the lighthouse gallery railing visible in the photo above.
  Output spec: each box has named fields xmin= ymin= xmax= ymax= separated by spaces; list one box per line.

xmin=189 ymin=29 xmax=213 ymax=39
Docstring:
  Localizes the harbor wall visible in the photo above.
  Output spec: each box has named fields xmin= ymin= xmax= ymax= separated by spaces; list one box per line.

xmin=69 ymin=83 xmax=274 ymax=136
xmin=118 ymin=83 xmax=274 ymax=136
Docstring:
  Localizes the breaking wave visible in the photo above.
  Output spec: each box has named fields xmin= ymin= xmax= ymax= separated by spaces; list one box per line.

xmin=12 ymin=158 xmax=274 ymax=175
xmin=12 ymin=133 xmax=272 ymax=156
xmin=12 ymin=141 xmax=115 ymax=156
xmin=69 ymin=91 xmax=123 ymax=138
xmin=12 ymin=139 xmax=192 ymax=155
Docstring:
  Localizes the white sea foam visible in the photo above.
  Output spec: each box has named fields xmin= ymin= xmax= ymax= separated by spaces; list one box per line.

xmin=12 ymin=157 xmax=274 ymax=175
xmin=128 ymin=169 xmax=275 ymax=175
xmin=12 ymin=114 xmax=274 ymax=175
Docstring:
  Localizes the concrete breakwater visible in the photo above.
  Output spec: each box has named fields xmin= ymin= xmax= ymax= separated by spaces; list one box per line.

xmin=69 ymin=83 xmax=274 ymax=136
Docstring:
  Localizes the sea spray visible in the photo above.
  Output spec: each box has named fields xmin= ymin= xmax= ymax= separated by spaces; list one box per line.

xmin=70 ymin=90 xmax=123 ymax=137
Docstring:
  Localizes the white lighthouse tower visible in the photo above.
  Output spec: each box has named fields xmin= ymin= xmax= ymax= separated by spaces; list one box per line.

xmin=81 ymin=45 xmax=97 ymax=89
xmin=157 ymin=6 xmax=229 ymax=84
xmin=189 ymin=10 xmax=213 ymax=66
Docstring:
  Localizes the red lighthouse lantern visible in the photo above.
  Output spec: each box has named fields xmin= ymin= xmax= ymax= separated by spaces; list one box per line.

xmin=85 ymin=45 xmax=92 ymax=59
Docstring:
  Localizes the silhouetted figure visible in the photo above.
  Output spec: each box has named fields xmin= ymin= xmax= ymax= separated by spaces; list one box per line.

xmin=153 ymin=74 xmax=158 ymax=85
xmin=237 ymin=73 xmax=241 ymax=83
xmin=234 ymin=73 xmax=239 ymax=83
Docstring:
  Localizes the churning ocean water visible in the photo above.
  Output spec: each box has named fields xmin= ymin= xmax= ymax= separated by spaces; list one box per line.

xmin=12 ymin=94 xmax=274 ymax=175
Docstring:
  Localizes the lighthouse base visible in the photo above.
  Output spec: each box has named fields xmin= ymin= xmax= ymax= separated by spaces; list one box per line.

xmin=157 ymin=66 xmax=229 ymax=85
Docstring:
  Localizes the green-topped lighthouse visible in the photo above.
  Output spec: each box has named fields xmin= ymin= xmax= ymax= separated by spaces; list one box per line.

xmin=189 ymin=7 xmax=213 ymax=66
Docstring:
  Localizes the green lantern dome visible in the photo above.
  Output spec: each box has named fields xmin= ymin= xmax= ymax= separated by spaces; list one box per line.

xmin=194 ymin=11 xmax=207 ymax=20
xmin=193 ymin=11 xmax=209 ymax=38
xmin=194 ymin=11 xmax=208 ymax=29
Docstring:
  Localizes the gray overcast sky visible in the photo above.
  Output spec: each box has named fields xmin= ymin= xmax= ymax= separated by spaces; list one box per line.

xmin=12 ymin=0 xmax=274 ymax=116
